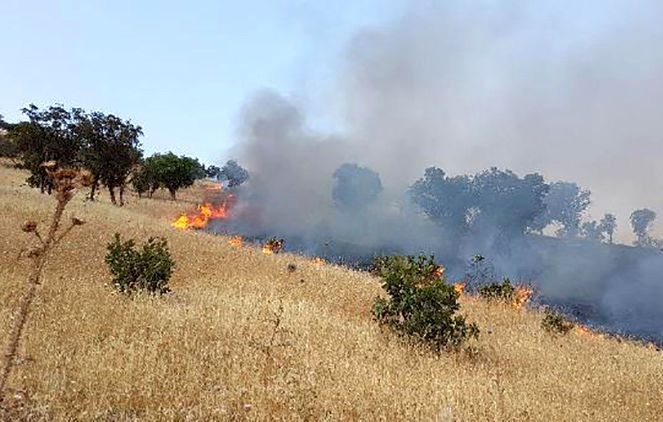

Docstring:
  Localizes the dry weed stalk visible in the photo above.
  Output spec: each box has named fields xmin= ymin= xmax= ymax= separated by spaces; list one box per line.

xmin=249 ymin=303 xmax=293 ymax=388
xmin=0 ymin=162 xmax=92 ymax=401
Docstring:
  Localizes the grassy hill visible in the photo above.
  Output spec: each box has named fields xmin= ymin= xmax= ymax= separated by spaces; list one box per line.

xmin=1 ymin=163 xmax=662 ymax=421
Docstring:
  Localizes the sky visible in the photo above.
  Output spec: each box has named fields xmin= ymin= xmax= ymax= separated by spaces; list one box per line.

xmin=0 ymin=0 xmax=404 ymax=162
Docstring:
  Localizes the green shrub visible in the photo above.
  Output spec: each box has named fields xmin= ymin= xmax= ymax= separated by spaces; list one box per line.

xmin=478 ymin=278 xmax=516 ymax=301
xmin=541 ymin=308 xmax=574 ymax=335
xmin=105 ymin=233 xmax=174 ymax=294
xmin=372 ymin=255 xmax=479 ymax=351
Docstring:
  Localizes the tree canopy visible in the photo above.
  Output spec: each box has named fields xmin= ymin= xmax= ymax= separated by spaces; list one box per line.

xmin=143 ymin=152 xmax=205 ymax=200
xmin=219 ymin=159 xmax=249 ymax=188
xmin=332 ymin=163 xmax=383 ymax=210
xmin=78 ymin=111 xmax=143 ymax=204
xmin=630 ymin=208 xmax=657 ymax=247
xmin=11 ymin=105 xmax=83 ymax=193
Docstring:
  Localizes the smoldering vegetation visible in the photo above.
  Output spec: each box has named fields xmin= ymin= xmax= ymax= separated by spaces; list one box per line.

xmin=212 ymin=1 xmax=663 ymax=344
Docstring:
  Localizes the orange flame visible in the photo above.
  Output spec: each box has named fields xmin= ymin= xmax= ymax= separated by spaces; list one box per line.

xmin=313 ymin=257 xmax=326 ymax=267
xmin=228 ymin=235 xmax=243 ymax=248
xmin=512 ymin=286 xmax=534 ymax=309
xmin=454 ymin=283 xmax=466 ymax=295
xmin=434 ymin=266 xmax=445 ymax=278
xmin=171 ymin=202 xmax=230 ymax=230
xmin=574 ymin=325 xmax=603 ymax=339
xmin=261 ymin=238 xmax=284 ymax=255
xmin=261 ymin=245 xmax=274 ymax=255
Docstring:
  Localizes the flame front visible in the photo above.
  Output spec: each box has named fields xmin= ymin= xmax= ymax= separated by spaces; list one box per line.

xmin=228 ymin=236 xmax=243 ymax=248
xmin=574 ymin=325 xmax=603 ymax=339
xmin=171 ymin=202 xmax=230 ymax=230
xmin=262 ymin=238 xmax=284 ymax=255
xmin=513 ymin=286 xmax=534 ymax=309
xmin=454 ymin=283 xmax=466 ymax=295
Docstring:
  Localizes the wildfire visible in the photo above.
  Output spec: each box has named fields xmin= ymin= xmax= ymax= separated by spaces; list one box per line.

xmin=171 ymin=202 xmax=230 ymax=230
xmin=313 ymin=257 xmax=326 ymax=267
xmin=262 ymin=238 xmax=284 ymax=255
xmin=228 ymin=235 xmax=243 ymax=248
xmin=434 ymin=265 xmax=445 ymax=278
xmin=512 ymin=286 xmax=534 ymax=309
xmin=454 ymin=283 xmax=466 ymax=295
xmin=262 ymin=245 xmax=274 ymax=255
xmin=574 ymin=325 xmax=603 ymax=339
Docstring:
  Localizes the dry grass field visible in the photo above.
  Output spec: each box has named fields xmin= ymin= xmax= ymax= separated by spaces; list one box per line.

xmin=1 ymin=162 xmax=662 ymax=421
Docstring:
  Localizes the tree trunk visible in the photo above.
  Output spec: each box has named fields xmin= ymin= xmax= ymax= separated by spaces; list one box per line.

xmin=109 ymin=187 xmax=117 ymax=205
xmin=88 ymin=180 xmax=98 ymax=201
xmin=119 ymin=185 xmax=125 ymax=206
xmin=169 ymin=189 xmax=176 ymax=201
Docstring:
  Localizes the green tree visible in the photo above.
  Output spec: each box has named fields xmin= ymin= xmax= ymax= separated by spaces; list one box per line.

xmin=332 ymin=163 xmax=383 ymax=210
xmin=146 ymin=152 xmax=205 ymax=200
xmin=204 ymin=164 xmax=221 ymax=179
xmin=599 ymin=213 xmax=617 ymax=243
xmin=372 ymin=255 xmax=478 ymax=351
xmin=78 ymin=112 xmax=143 ymax=205
xmin=219 ymin=159 xmax=249 ymax=188
xmin=409 ymin=167 xmax=475 ymax=240
xmin=12 ymin=105 xmax=83 ymax=193
xmin=537 ymin=181 xmax=592 ymax=238
xmin=131 ymin=160 xmax=159 ymax=198
xmin=630 ymin=208 xmax=657 ymax=247
xmin=0 ymin=115 xmax=19 ymax=161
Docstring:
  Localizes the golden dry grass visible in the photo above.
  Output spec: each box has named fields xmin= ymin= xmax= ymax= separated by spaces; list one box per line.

xmin=1 ymin=163 xmax=662 ymax=421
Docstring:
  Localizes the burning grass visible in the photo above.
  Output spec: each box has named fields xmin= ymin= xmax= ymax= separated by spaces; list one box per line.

xmin=1 ymin=164 xmax=662 ymax=420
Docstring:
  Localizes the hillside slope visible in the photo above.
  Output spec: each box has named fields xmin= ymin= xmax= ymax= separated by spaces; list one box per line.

xmin=1 ymin=164 xmax=662 ymax=421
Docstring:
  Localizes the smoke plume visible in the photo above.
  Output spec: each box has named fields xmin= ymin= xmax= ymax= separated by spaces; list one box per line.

xmin=224 ymin=1 xmax=663 ymax=344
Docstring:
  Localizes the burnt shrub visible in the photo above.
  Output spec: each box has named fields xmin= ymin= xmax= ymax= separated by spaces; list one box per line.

xmin=541 ymin=308 xmax=574 ymax=335
xmin=478 ymin=278 xmax=516 ymax=301
xmin=105 ymin=233 xmax=174 ymax=294
xmin=372 ymin=255 xmax=479 ymax=351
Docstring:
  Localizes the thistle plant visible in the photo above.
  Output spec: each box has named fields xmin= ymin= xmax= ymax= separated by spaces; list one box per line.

xmin=0 ymin=161 xmax=92 ymax=401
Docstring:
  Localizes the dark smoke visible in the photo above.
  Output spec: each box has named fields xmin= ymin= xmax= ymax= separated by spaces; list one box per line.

xmin=215 ymin=2 xmax=663 ymax=345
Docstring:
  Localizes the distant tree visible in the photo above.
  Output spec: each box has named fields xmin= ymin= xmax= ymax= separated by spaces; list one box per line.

xmin=470 ymin=168 xmax=548 ymax=239
xmin=146 ymin=152 xmax=205 ymax=200
xmin=332 ymin=163 xmax=383 ymax=210
xmin=219 ymin=159 xmax=249 ymax=188
xmin=12 ymin=104 xmax=83 ymax=193
xmin=78 ymin=112 xmax=143 ymax=205
xmin=410 ymin=167 xmax=474 ymax=238
xmin=538 ymin=182 xmax=591 ymax=238
xmin=581 ymin=220 xmax=604 ymax=242
xmin=599 ymin=213 xmax=617 ymax=243
xmin=204 ymin=164 xmax=222 ymax=179
xmin=630 ymin=208 xmax=657 ymax=247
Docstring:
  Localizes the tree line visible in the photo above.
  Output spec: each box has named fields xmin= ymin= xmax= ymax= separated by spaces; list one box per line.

xmin=0 ymin=105 xmax=248 ymax=204
xmin=332 ymin=163 xmax=660 ymax=248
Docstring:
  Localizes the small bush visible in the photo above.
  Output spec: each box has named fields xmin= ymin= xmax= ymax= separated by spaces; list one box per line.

xmin=372 ymin=255 xmax=479 ymax=351
xmin=478 ymin=278 xmax=516 ymax=301
xmin=541 ymin=308 xmax=574 ymax=335
xmin=105 ymin=233 xmax=174 ymax=294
